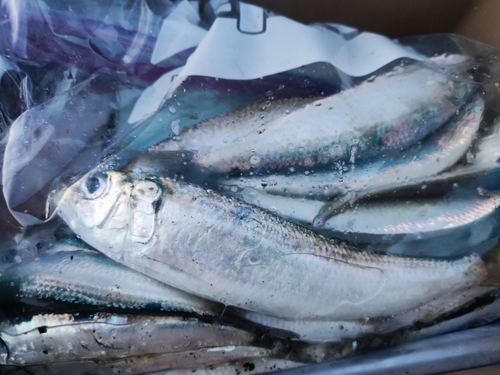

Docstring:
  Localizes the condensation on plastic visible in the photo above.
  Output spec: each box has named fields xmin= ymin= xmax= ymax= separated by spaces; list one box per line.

xmin=0 ymin=0 xmax=428 ymax=226
xmin=0 ymin=1 xmax=500 ymax=374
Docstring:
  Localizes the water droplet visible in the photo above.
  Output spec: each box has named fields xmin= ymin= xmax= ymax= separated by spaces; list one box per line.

xmin=168 ymin=106 xmax=176 ymax=114
xmin=170 ymin=119 xmax=180 ymax=135
xmin=249 ymin=155 xmax=261 ymax=165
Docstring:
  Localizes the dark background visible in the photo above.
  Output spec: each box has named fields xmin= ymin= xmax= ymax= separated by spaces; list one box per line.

xmin=246 ymin=0 xmax=500 ymax=49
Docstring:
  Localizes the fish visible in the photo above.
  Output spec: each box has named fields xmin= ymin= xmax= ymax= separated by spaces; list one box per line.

xmin=395 ymin=124 xmax=500 ymax=195
xmin=0 ymin=348 xmax=302 ymax=375
xmin=0 ymin=248 xmax=223 ymax=315
xmin=217 ymin=97 xmax=483 ymax=207
xmin=236 ymin=291 xmax=500 ymax=343
xmin=214 ymin=187 xmax=500 ymax=259
xmin=0 ymin=312 xmax=257 ymax=366
xmin=320 ymin=190 xmax=500 ymax=258
xmin=152 ymin=61 xmax=475 ymax=174
xmin=55 ymin=171 xmax=500 ymax=336
xmin=151 ymin=97 xmax=316 ymax=155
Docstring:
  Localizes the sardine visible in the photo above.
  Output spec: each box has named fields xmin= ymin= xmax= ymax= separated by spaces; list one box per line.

xmin=218 ymin=97 xmax=483 ymax=206
xmin=153 ymin=62 xmax=474 ymax=174
xmin=236 ymin=291 xmax=500 ymax=344
xmin=55 ymin=171 xmax=500 ymax=333
xmin=0 ymin=248 xmax=223 ymax=315
xmin=0 ymin=350 xmax=301 ymax=375
xmin=152 ymin=97 xmax=315 ymax=154
xmin=321 ymin=190 xmax=500 ymax=258
xmin=217 ymin=187 xmax=500 ymax=259
xmin=400 ymin=125 xmax=500 ymax=194
xmin=0 ymin=313 xmax=256 ymax=366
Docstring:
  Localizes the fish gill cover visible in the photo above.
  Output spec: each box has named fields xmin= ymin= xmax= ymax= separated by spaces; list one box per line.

xmin=1 ymin=1 xmax=500 ymax=374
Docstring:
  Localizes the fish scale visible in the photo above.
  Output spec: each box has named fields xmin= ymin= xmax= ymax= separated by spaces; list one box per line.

xmin=0 ymin=249 xmax=223 ymax=315
xmin=56 ymin=171 xmax=500 ymax=331
xmin=162 ymin=62 xmax=474 ymax=173
xmin=219 ymin=97 xmax=483 ymax=202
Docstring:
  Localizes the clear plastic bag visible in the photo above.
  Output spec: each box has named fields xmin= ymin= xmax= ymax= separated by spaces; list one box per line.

xmin=2 ymin=1 xmax=500 ymax=374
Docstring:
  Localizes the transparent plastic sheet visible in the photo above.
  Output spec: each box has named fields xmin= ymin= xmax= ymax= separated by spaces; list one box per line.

xmin=1 ymin=1 xmax=500 ymax=374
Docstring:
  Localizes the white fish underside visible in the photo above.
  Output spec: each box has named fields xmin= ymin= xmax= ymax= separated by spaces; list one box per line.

xmin=56 ymin=172 xmax=497 ymax=331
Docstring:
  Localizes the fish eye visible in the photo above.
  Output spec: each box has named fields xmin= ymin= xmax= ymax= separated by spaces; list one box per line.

xmin=81 ymin=172 xmax=108 ymax=199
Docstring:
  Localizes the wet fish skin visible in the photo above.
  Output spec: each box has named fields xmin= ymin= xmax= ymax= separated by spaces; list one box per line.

xmin=218 ymin=97 xmax=483 ymax=205
xmin=321 ymin=190 xmax=500 ymax=258
xmin=220 ymin=187 xmax=500 ymax=259
xmin=237 ymin=291 xmax=500 ymax=344
xmin=166 ymin=62 xmax=474 ymax=173
xmin=56 ymin=171 xmax=500 ymax=328
xmin=152 ymin=97 xmax=316 ymax=154
xmin=0 ymin=349 xmax=301 ymax=375
xmin=397 ymin=127 xmax=500 ymax=195
xmin=0 ymin=313 xmax=257 ymax=366
xmin=0 ymin=248 xmax=223 ymax=316
xmin=217 ymin=97 xmax=483 ymax=227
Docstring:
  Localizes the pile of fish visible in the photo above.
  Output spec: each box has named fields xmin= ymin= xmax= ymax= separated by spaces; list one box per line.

xmin=3 ymin=54 xmax=500 ymax=375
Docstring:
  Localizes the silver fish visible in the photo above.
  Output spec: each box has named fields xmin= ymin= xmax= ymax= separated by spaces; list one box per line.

xmin=321 ymin=190 xmax=500 ymax=258
xmin=0 ymin=349 xmax=300 ymax=375
xmin=0 ymin=313 xmax=256 ymax=366
xmin=218 ymin=97 xmax=483 ymax=205
xmin=404 ymin=124 xmax=500 ymax=192
xmin=0 ymin=248 xmax=223 ymax=315
xmin=153 ymin=62 xmax=474 ymax=174
xmin=55 ymin=171 xmax=500 ymax=334
xmin=152 ymin=97 xmax=315 ymax=154
xmin=236 ymin=291 xmax=500 ymax=343
xmin=215 ymin=186 xmax=500 ymax=258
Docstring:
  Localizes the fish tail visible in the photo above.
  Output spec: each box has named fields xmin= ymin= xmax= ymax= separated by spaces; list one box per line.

xmin=481 ymin=240 xmax=500 ymax=287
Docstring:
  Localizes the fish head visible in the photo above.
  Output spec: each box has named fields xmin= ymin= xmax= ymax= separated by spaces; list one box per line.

xmin=55 ymin=170 xmax=140 ymax=255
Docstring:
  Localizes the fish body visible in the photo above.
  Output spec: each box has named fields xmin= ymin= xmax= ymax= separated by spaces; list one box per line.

xmin=0 ymin=349 xmax=299 ymax=375
xmin=0 ymin=249 xmax=222 ymax=315
xmin=237 ymin=291 xmax=500 ymax=343
xmin=0 ymin=313 xmax=256 ymax=366
xmin=218 ymin=97 xmax=483 ymax=201
xmin=407 ymin=129 xmax=500 ymax=193
xmin=221 ymin=187 xmax=500 ymax=258
xmin=152 ymin=97 xmax=315 ymax=154
xmin=154 ymin=63 xmax=474 ymax=173
xmin=321 ymin=191 xmax=500 ymax=258
xmin=56 ymin=171 xmax=500 ymax=327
